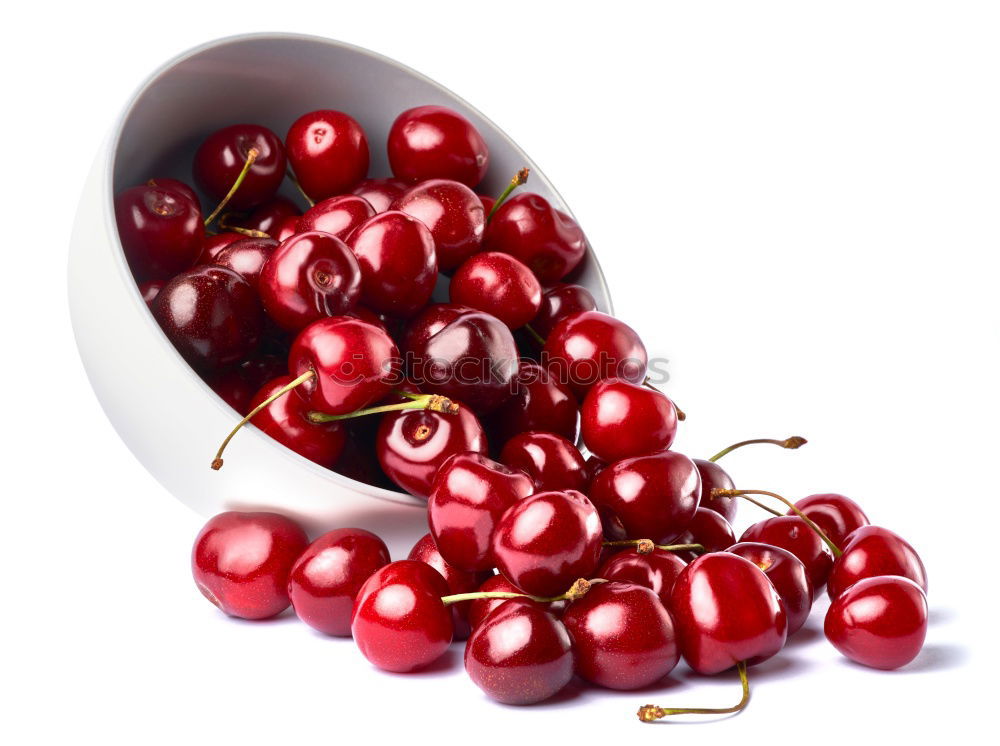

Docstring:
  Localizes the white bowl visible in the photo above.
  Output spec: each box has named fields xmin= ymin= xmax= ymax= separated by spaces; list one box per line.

xmin=68 ymin=32 xmax=612 ymax=553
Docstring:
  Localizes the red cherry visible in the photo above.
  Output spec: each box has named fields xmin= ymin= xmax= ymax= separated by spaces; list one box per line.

xmin=824 ymin=576 xmax=928 ymax=670
xmin=200 ymin=232 xmax=244 ymax=263
xmin=408 ymin=533 xmax=491 ymax=641
xmin=741 ymin=516 xmax=835 ymax=596
xmin=789 ymin=493 xmax=870 ymax=547
xmin=478 ymin=194 xmax=495 ymax=214
xmin=388 ymin=105 xmax=489 ymax=187
xmin=351 ymin=560 xmax=453 ymax=672
xmin=237 ymin=196 xmax=300 ymax=236
xmin=597 ymin=547 xmax=687 ymax=610
xmin=193 ymin=124 xmax=286 ymax=210
xmin=465 ymin=598 xmax=574 ymax=705
xmin=427 ymin=453 xmax=534 ymax=572
xmin=285 ymin=110 xmax=369 ymax=201
xmin=449 ymin=252 xmax=542 ymax=329
xmin=499 ymin=431 xmax=587 ymax=493
xmin=727 ymin=542 xmax=813 ymax=635
xmin=391 ymin=179 xmax=486 ymax=270
xmin=675 ymin=507 xmax=737 ymax=556
xmin=532 ymin=283 xmax=598 ymax=338
xmin=246 ymin=376 xmax=346 ymax=466
xmin=352 ymin=178 xmax=409 ymax=213
xmin=486 ymin=363 xmax=579 ymax=446
xmin=466 ymin=575 xmax=567 ymax=630
xmin=116 ymin=185 xmax=202 ymax=281
xmin=212 ymin=236 xmax=278 ymax=291
xmin=274 ymin=216 xmax=301 ymax=242
xmin=491 ymin=489 xmax=602 ymax=596
xmin=670 ymin=552 xmax=788 ymax=675
xmin=191 ymin=511 xmax=308 ymax=620
xmin=297 ymin=194 xmax=375 ymax=240
xmin=139 ymin=280 xmax=164 ymax=307
xmin=288 ymin=528 xmax=390 ymax=636
xmin=827 ymin=525 xmax=927 ymax=600
xmin=580 ymin=378 xmax=677 ymax=462
xmin=206 ymin=354 xmax=286 ymax=415
xmin=543 ymin=311 xmax=647 ymax=398
xmin=147 ymin=177 xmax=200 ymax=208
xmin=563 ymin=581 xmax=679 ymax=690
xmin=694 ymin=459 xmax=737 ymax=522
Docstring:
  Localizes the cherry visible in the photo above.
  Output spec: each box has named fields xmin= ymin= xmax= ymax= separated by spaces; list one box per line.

xmin=727 ymin=542 xmax=813 ymax=635
xmin=259 ymin=232 xmax=362 ymax=332
xmin=274 ymin=216 xmax=301 ymax=242
xmin=464 ymin=598 xmax=574 ymax=705
xmin=482 ymin=193 xmax=586 ymax=283
xmin=824 ymin=576 xmax=928 ymax=670
xmin=288 ymin=528 xmax=390 ymax=636
xmin=486 ymin=363 xmax=579 ymax=446
xmin=589 ymin=451 xmax=701 ymax=545
xmin=408 ymin=533 xmax=491 ymax=641
xmin=352 ymin=178 xmax=409 ymax=213
xmin=296 ymin=194 xmax=375 ymax=240
xmin=236 ymin=196 xmax=300 ymax=236
xmin=351 ymin=560 xmax=453 ymax=672
xmin=543 ymin=311 xmax=647 ymax=398
xmin=200 ymin=232 xmax=244 ymax=263
xmin=827 ymin=526 xmax=927 ymax=600
xmin=348 ymin=211 xmax=438 ymax=317
xmin=580 ymin=378 xmax=677 ymax=462
xmin=427 ymin=452 xmax=534 ymax=572
xmin=563 ymin=581 xmax=679 ymax=690
xmin=206 ymin=354 xmax=286 ymax=415
xmin=741 ymin=516 xmax=835 ymax=596
xmin=466 ymin=575 xmax=567 ymax=629
xmin=597 ymin=547 xmax=687 ymax=610
xmin=391 ymin=179 xmax=486 ymax=270
xmin=449 ymin=252 xmax=542 ymax=329
xmin=152 ymin=265 xmax=262 ymax=371
xmin=790 ymin=493 xmax=869 ymax=547
xmin=531 ymin=283 xmax=597 ymax=338
xmin=286 ymin=110 xmax=369 ymax=201
xmin=491 ymin=489 xmax=602 ymax=596
xmin=147 ymin=177 xmax=200 ymax=208
xmin=191 ymin=511 xmax=308 ymax=620
xmin=212 ymin=236 xmax=278 ymax=291
xmin=193 ymin=124 xmax=286 ymax=210
xmin=116 ymin=185 xmax=202 ymax=280
xmin=670 ymin=552 xmax=788 ymax=675
xmin=674 ymin=507 xmax=737 ymax=556
xmin=499 ymin=431 xmax=587 ymax=493
xmin=694 ymin=459 xmax=738 ymax=522
xmin=388 ymin=105 xmax=489 ymax=187
xmin=139 ymin=280 xmax=164 ymax=307
xmin=478 ymin=194 xmax=495 ymax=214
xmin=245 ymin=376 xmax=346 ymax=466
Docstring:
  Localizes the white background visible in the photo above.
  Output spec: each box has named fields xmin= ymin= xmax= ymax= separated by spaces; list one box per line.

xmin=3 ymin=2 xmax=997 ymax=743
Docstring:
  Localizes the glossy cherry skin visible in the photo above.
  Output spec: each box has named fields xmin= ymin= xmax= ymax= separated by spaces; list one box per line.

xmin=589 ymin=451 xmax=701 ymax=545
xmin=825 ymin=576 xmax=928 ymax=670
xmin=827 ymin=526 xmax=927 ymax=600
xmin=152 ymin=266 xmax=262 ymax=371
xmin=466 ymin=575 xmax=567 ymax=629
xmin=351 ymin=560 xmax=453 ymax=673
xmin=597 ymin=548 xmax=687 ymax=610
xmin=274 ymin=216 xmax=301 ymax=242
xmin=296 ymin=194 xmax=375 ymax=240
xmin=499 ymin=431 xmax=587 ymax=493
xmin=247 ymin=376 xmax=347 ymax=466
xmin=236 ymin=196 xmax=299 ymax=237
xmin=694 ymin=458 xmax=738 ymax=522
xmin=376 ymin=403 xmax=487 ymax=498
xmin=543 ymin=311 xmax=648 ymax=399
xmin=408 ymin=533 xmax=491 ymax=641
xmin=213 ymin=236 xmax=278 ymax=291
xmin=404 ymin=304 xmax=519 ymax=414
xmin=487 ymin=363 xmax=579 ymax=446
xmin=563 ymin=581 xmax=679 ymax=690
xmin=193 ymin=124 xmax=286 ymax=210
xmin=288 ymin=316 xmax=400 ymax=415
xmin=790 ymin=493 xmax=870 ymax=547
xmin=388 ymin=105 xmax=489 ymax=188
xmin=288 ymin=528 xmax=390 ymax=636
xmin=286 ymin=110 xmax=369 ymax=201
xmin=147 ymin=177 xmax=200 ymax=208
xmin=581 ymin=378 xmax=677 ymax=462
xmin=482 ymin=193 xmax=586 ymax=283
xmin=491 ymin=489 xmax=602 ymax=596
xmin=200 ymin=232 xmax=244 ymax=263
xmin=352 ymin=178 xmax=409 ymax=213
xmin=191 ymin=511 xmax=308 ymax=620
xmin=347 ymin=211 xmax=438 ymax=317
xmin=391 ymin=179 xmax=486 ymax=271
xmin=207 ymin=354 xmax=287 ymax=415
xmin=450 ymin=252 xmax=542 ymax=329
xmin=139 ymin=280 xmax=164 ymax=307
xmin=728 ymin=542 xmax=813 ymax=635
xmin=671 ymin=552 xmax=788 ymax=674
xmin=741 ymin=516 xmax=835 ymax=596
xmin=465 ymin=598 xmax=574 ymax=705
xmin=532 ymin=283 xmax=597 ymax=337
xmin=116 ymin=185 xmax=202 ymax=281
xmin=427 ymin=453 xmax=534 ymax=572
xmin=675 ymin=508 xmax=737 ymax=557
xmin=259 ymin=232 xmax=362 ymax=332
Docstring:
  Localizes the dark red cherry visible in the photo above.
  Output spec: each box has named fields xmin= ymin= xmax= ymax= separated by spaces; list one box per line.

xmin=152 ymin=265 xmax=262 ymax=371
xmin=391 ymin=179 xmax=486 ymax=271
xmin=286 ymin=110 xmax=369 ymax=201
xmin=694 ymin=459 xmax=737 ymax=522
xmin=825 ymin=576 xmax=928 ymax=670
xmin=482 ymin=193 xmax=586 ymax=283
xmin=116 ymin=185 xmax=202 ymax=281
xmin=200 ymin=232 xmax=244 ymax=263
xmin=351 ymin=560 xmax=453 ymax=672
xmin=499 ymin=431 xmax=587 ymax=493
xmin=466 ymin=575 xmax=567 ymax=630
xmin=486 ymin=363 xmax=579 ymax=445
xmin=427 ymin=453 xmax=534 ymax=572
xmin=274 ymin=216 xmax=301 ymax=242
xmin=288 ymin=528 xmax=389 ymax=636
xmin=191 ymin=511 xmax=308 ymax=620
xmin=408 ymin=533 xmax=491 ymax=641
xmin=827 ymin=526 xmax=927 ymax=600
xmin=741 ymin=516 xmax=834 ymax=596
xmin=347 ymin=211 xmax=438 ymax=317
xmin=597 ymin=548 xmax=687 ymax=610
xmin=237 ymin=196 xmax=300 ymax=236
xmin=675 ymin=508 xmax=736 ymax=558
xmin=147 ymin=177 xmax=200 ymax=208
xmin=589 ymin=451 xmax=701 ymax=545
xmin=581 ymin=378 xmax=677 ymax=462
xmin=491 ymin=489 xmax=602 ymax=596
xmin=450 ymin=252 xmax=542 ymax=329
xmin=193 ymin=124 xmax=286 ymax=210
xmin=352 ymin=178 xmax=409 ymax=213
xmin=213 ymin=236 xmax=278 ymax=291
xmin=139 ymin=280 xmax=164 ymax=307
xmin=532 ymin=283 xmax=597 ymax=337
xmin=297 ymin=194 xmax=375 ymax=240
xmin=478 ymin=194 xmax=495 ymax=214
xmin=388 ymin=105 xmax=489 ymax=188
xmin=563 ymin=581 xmax=679 ymax=690
xmin=728 ymin=542 xmax=813 ymax=635
xmin=670 ymin=552 xmax=788 ymax=675
xmin=246 ymin=376 xmax=346 ymax=466
xmin=465 ymin=598 xmax=574 ymax=705
xmin=259 ymin=232 xmax=362 ymax=332
xmin=543 ymin=311 xmax=648 ymax=398
xmin=206 ymin=354 xmax=286 ymax=415
xmin=790 ymin=493 xmax=870 ymax=547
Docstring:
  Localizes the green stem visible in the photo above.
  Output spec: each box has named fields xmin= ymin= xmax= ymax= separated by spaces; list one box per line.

xmin=638 ymin=661 xmax=749 ymax=721
xmin=486 ymin=167 xmax=529 ymax=223
xmin=441 ymin=577 xmax=601 ymax=606
xmin=286 ymin=167 xmax=315 ymax=208
xmin=204 ymin=147 xmax=260 ymax=226
xmin=524 ymin=323 xmax=546 ymax=345
xmin=602 ymin=539 xmax=706 ymax=555
xmin=307 ymin=394 xmax=458 ymax=423
xmin=708 ymin=436 xmax=807 ymax=463
xmin=717 ymin=489 xmax=842 ymax=556
xmin=217 ymin=214 xmax=272 ymax=239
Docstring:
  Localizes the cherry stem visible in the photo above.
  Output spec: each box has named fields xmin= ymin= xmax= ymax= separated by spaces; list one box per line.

xmin=203 ymin=148 xmax=260 ymax=226
xmin=441 ymin=577 xmax=603 ymax=606
xmin=642 ymin=377 xmax=686 ymax=421
xmin=708 ymin=436 xmax=807 ymax=463
xmin=638 ymin=661 xmax=749 ymax=722
xmin=286 ymin=167 xmax=315 ymax=208
xmin=307 ymin=394 xmax=459 ymax=424
xmin=217 ymin=213 xmax=272 ymax=239
xmin=713 ymin=488 xmax=843 ymax=556
xmin=486 ymin=167 xmax=530 ymax=223
xmin=211 ymin=369 xmax=315 ymax=470
xmin=524 ymin=323 xmax=546 ymax=346
xmin=602 ymin=539 xmax=706 ymax=555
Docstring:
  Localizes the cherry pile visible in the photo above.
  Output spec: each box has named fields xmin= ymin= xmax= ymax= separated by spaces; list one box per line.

xmin=116 ymin=104 xmax=930 ymax=720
